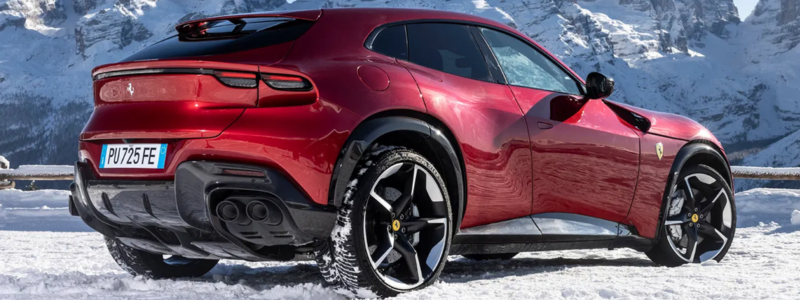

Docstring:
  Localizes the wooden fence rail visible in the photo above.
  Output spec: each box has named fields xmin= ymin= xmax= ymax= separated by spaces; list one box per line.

xmin=0 ymin=165 xmax=74 ymax=181
xmin=730 ymin=166 xmax=800 ymax=181
xmin=1 ymin=156 xmax=799 ymax=190
xmin=0 ymin=156 xmax=73 ymax=190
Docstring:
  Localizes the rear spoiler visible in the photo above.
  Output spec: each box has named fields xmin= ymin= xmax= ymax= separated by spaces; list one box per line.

xmin=175 ymin=10 xmax=322 ymax=34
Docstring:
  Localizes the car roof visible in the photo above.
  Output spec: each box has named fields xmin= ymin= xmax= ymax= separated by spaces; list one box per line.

xmin=321 ymin=7 xmax=513 ymax=30
xmin=315 ymin=8 xmax=583 ymax=84
xmin=167 ymin=8 xmax=584 ymax=84
xmin=180 ymin=8 xmax=516 ymax=35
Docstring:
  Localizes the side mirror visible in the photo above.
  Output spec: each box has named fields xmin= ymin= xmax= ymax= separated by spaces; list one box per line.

xmin=584 ymin=72 xmax=615 ymax=100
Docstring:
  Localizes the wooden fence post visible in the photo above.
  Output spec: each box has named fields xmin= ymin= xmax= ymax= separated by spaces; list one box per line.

xmin=0 ymin=155 xmax=13 ymax=190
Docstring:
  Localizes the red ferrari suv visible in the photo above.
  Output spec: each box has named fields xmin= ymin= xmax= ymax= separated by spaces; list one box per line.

xmin=69 ymin=8 xmax=736 ymax=298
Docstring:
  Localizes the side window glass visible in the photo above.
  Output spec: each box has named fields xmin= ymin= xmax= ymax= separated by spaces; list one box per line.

xmin=369 ymin=25 xmax=408 ymax=60
xmin=407 ymin=23 xmax=492 ymax=82
xmin=480 ymin=28 xmax=581 ymax=95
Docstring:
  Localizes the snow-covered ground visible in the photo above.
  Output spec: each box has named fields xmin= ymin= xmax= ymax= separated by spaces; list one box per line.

xmin=0 ymin=189 xmax=89 ymax=232
xmin=1 ymin=188 xmax=799 ymax=299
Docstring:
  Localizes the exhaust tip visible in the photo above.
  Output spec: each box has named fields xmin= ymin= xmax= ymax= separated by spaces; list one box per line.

xmin=245 ymin=200 xmax=282 ymax=225
xmin=216 ymin=200 xmax=241 ymax=223
xmin=246 ymin=201 xmax=269 ymax=222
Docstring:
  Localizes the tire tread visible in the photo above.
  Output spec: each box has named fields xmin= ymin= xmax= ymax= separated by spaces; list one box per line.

xmin=315 ymin=146 xmax=452 ymax=298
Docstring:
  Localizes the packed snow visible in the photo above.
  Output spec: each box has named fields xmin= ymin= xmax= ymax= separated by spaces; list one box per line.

xmin=735 ymin=188 xmax=800 ymax=228
xmin=0 ymin=189 xmax=87 ymax=232
xmin=0 ymin=188 xmax=799 ymax=299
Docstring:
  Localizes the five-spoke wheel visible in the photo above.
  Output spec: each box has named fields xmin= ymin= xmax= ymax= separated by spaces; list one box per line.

xmin=364 ymin=162 xmax=448 ymax=289
xmin=316 ymin=147 xmax=452 ymax=298
xmin=646 ymin=164 xmax=736 ymax=266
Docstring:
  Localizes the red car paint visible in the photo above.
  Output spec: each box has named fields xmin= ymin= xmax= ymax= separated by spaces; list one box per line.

xmin=81 ymin=8 xmax=728 ymax=237
xmin=398 ymin=59 xmax=533 ymax=228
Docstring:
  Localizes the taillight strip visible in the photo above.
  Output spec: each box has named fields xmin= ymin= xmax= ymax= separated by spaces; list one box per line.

xmin=94 ymin=68 xmax=260 ymax=89
xmin=261 ymin=74 xmax=313 ymax=91
xmin=214 ymin=71 xmax=257 ymax=79
xmin=215 ymin=71 xmax=259 ymax=88
xmin=93 ymin=68 xmax=215 ymax=81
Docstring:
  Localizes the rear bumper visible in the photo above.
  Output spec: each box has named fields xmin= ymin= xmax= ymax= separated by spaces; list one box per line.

xmin=70 ymin=160 xmax=337 ymax=261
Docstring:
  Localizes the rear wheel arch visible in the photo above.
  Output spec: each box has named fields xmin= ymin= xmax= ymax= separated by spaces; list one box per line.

xmin=329 ymin=111 xmax=467 ymax=230
xmin=655 ymin=141 xmax=731 ymax=241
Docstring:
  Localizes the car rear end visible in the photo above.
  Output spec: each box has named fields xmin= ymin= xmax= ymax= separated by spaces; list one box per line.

xmin=70 ymin=10 xmax=342 ymax=262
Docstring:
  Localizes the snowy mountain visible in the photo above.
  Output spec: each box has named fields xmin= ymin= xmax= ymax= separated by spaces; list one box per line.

xmin=1 ymin=0 xmax=799 ymax=184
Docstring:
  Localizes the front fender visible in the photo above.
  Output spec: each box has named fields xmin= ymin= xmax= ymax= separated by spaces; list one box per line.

xmin=654 ymin=142 xmax=731 ymax=240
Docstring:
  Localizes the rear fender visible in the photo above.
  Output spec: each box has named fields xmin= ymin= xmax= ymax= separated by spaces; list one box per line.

xmin=329 ymin=116 xmax=466 ymax=229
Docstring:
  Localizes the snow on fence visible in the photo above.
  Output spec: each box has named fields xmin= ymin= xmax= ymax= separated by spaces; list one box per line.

xmin=0 ymin=165 xmax=74 ymax=181
xmin=729 ymin=166 xmax=800 ymax=181
xmin=0 ymin=156 xmax=799 ymax=190
xmin=0 ymin=156 xmax=73 ymax=190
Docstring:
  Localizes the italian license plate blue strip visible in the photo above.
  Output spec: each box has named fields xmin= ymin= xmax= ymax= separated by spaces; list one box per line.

xmin=100 ymin=144 xmax=108 ymax=169
xmin=158 ymin=143 xmax=167 ymax=169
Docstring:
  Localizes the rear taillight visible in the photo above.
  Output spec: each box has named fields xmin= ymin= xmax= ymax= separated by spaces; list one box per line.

xmin=262 ymin=74 xmax=312 ymax=91
xmin=214 ymin=71 xmax=258 ymax=88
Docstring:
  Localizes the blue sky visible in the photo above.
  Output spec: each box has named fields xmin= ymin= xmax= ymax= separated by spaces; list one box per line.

xmin=734 ymin=0 xmax=759 ymax=19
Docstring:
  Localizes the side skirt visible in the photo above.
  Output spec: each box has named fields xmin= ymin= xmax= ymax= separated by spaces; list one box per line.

xmin=451 ymin=214 xmax=655 ymax=255
xmin=450 ymin=235 xmax=653 ymax=255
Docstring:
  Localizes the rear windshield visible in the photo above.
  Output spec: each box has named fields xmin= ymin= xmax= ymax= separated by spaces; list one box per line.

xmin=121 ymin=18 xmax=314 ymax=62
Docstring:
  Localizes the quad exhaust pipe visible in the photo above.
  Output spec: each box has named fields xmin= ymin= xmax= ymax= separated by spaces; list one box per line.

xmin=216 ymin=199 xmax=282 ymax=225
xmin=216 ymin=200 xmax=249 ymax=224
xmin=246 ymin=201 xmax=270 ymax=222
xmin=246 ymin=201 xmax=282 ymax=225
xmin=212 ymin=195 xmax=295 ymax=247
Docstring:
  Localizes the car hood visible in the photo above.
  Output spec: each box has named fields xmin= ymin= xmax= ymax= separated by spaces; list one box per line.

xmin=606 ymin=100 xmax=719 ymax=144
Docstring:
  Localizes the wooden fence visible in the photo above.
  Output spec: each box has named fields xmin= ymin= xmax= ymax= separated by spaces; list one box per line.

xmin=0 ymin=156 xmax=798 ymax=190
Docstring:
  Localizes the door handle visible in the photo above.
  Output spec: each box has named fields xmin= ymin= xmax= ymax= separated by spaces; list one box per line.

xmin=537 ymin=121 xmax=553 ymax=129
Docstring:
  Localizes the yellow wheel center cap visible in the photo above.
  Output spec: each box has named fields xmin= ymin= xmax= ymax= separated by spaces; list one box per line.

xmin=691 ymin=214 xmax=699 ymax=223
xmin=392 ymin=220 xmax=401 ymax=231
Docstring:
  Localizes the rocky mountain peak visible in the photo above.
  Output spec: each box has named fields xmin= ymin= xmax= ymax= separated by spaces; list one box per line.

xmin=749 ymin=0 xmax=800 ymax=54
xmin=1 ymin=0 xmax=66 ymax=30
xmin=776 ymin=0 xmax=800 ymax=25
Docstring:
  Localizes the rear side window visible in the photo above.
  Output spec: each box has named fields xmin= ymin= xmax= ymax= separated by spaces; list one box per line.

xmin=407 ymin=23 xmax=491 ymax=82
xmin=121 ymin=18 xmax=314 ymax=62
xmin=369 ymin=25 xmax=408 ymax=60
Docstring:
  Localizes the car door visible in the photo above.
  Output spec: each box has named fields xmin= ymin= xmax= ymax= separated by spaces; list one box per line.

xmin=396 ymin=23 xmax=533 ymax=229
xmin=478 ymin=27 xmax=640 ymax=223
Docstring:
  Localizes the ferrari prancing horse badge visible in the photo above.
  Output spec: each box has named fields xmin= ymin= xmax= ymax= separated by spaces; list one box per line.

xmin=656 ymin=142 xmax=664 ymax=160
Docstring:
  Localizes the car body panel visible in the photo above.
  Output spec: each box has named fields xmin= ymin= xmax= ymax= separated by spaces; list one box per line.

xmin=79 ymin=99 xmax=359 ymax=205
xmin=607 ymin=100 xmax=724 ymax=149
xmin=511 ymin=88 xmax=641 ymax=223
xmin=398 ymin=60 xmax=533 ymax=229
xmin=623 ymin=134 xmax=686 ymax=238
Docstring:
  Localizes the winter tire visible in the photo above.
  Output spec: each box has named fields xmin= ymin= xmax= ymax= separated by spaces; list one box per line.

xmin=316 ymin=146 xmax=453 ymax=298
xmin=646 ymin=164 xmax=736 ymax=267
xmin=105 ymin=237 xmax=219 ymax=279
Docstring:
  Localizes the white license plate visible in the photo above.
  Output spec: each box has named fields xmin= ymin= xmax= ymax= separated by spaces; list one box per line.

xmin=100 ymin=144 xmax=167 ymax=169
